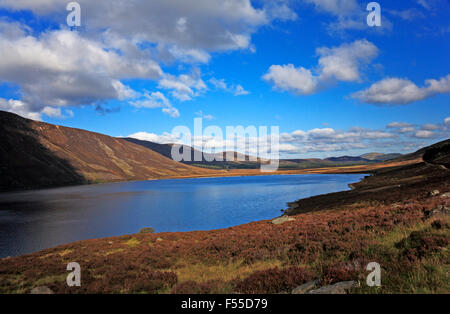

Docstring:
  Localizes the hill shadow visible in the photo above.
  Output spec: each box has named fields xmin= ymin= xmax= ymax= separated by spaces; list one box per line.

xmin=0 ymin=111 xmax=87 ymax=192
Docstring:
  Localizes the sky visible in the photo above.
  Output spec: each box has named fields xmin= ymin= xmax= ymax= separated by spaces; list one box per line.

xmin=0 ymin=0 xmax=449 ymax=158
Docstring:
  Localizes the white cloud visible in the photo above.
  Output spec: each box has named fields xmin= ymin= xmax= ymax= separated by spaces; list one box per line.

xmin=387 ymin=8 xmax=425 ymax=21
xmin=317 ymin=40 xmax=379 ymax=82
xmin=128 ymin=131 xmax=182 ymax=144
xmin=386 ymin=122 xmax=417 ymax=134
xmin=414 ymin=130 xmax=435 ymax=139
xmin=279 ymin=122 xmax=449 ymax=154
xmin=387 ymin=122 xmax=413 ymax=128
xmin=209 ymin=78 xmax=228 ymax=90
xmin=417 ymin=0 xmax=431 ymax=10
xmin=277 ymin=143 xmax=299 ymax=153
xmin=234 ymin=85 xmax=250 ymax=96
xmin=130 ymin=91 xmax=179 ymax=118
xmin=166 ymin=46 xmax=211 ymax=64
xmin=305 ymin=0 xmax=392 ymax=32
xmin=0 ymin=25 xmax=162 ymax=117
xmin=263 ymin=65 xmax=318 ymax=95
xmin=128 ymin=116 xmax=450 ymax=157
xmin=352 ymin=75 xmax=450 ymax=105
xmin=0 ymin=1 xmax=297 ymax=118
xmin=0 ymin=98 xmax=41 ymax=120
xmin=306 ymin=0 xmax=359 ymax=16
xmin=41 ymin=106 xmax=63 ymax=118
xmin=263 ymin=40 xmax=378 ymax=95
xmin=209 ymin=78 xmax=250 ymax=96
xmin=158 ymin=70 xmax=207 ymax=101
xmin=445 ymin=117 xmax=450 ymax=126
xmin=195 ymin=110 xmax=215 ymax=120
xmin=399 ymin=127 xmax=415 ymax=133
xmin=421 ymin=123 xmax=441 ymax=131
xmin=162 ymin=106 xmax=180 ymax=118
xmin=0 ymin=0 xmax=295 ymax=52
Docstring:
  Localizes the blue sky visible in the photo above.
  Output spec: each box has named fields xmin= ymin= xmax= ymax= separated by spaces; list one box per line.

xmin=0 ymin=0 xmax=449 ymax=158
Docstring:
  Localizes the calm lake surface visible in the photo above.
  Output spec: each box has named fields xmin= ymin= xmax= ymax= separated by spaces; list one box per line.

xmin=0 ymin=174 xmax=365 ymax=257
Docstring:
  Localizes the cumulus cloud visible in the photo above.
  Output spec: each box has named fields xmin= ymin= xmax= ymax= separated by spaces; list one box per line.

xmin=414 ymin=130 xmax=435 ymax=139
xmin=306 ymin=0 xmax=362 ymax=31
xmin=0 ymin=0 xmax=295 ymax=52
xmin=386 ymin=118 xmax=450 ymax=140
xmin=386 ymin=122 xmax=417 ymax=134
xmin=421 ymin=123 xmax=441 ymax=131
xmin=352 ymin=75 xmax=450 ymax=105
xmin=130 ymin=91 xmax=179 ymax=118
xmin=0 ymin=0 xmax=296 ymax=118
xmin=0 ymin=23 xmax=162 ymax=117
xmin=263 ymin=65 xmax=318 ymax=95
xmin=279 ymin=121 xmax=449 ymax=154
xmin=317 ymin=40 xmax=379 ymax=82
xmin=159 ymin=45 xmax=212 ymax=64
xmin=209 ymin=78 xmax=250 ymax=96
xmin=305 ymin=0 xmax=392 ymax=32
xmin=129 ymin=116 xmax=450 ymax=158
xmin=0 ymin=98 xmax=41 ymax=120
xmin=128 ymin=131 xmax=182 ymax=144
xmin=387 ymin=122 xmax=413 ymax=128
xmin=263 ymin=40 xmax=378 ymax=95
xmin=158 ymin=69 xmax=207 ymax=102
xmin=195 ymin=110 xmax=215 ymax=120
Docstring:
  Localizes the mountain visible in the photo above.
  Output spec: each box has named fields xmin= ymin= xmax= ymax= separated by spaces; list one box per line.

xmin=123 ymin=137 xmax=214 ymax=163
xmin=360 ymin=152 xmax=403 ymax=162
xmin=325 ymin=156 xmax=370 ymax=163
xmin=123 ymin=138 xmax=262 ymax=169
xmin=0 ymin=111 xmax=215 ymax=191
xmin=125 ymin=137 xmax=404 ymax=170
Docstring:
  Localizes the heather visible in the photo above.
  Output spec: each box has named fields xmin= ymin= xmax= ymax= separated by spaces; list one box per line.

xmin=1 ymin=157 xmax=449 ymax=294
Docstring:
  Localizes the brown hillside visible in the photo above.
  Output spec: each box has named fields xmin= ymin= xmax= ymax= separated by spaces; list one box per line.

xmin=0 ymin=111 xmax=216 ymax=191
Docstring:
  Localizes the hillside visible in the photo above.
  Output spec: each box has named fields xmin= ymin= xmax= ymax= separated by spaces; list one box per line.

xmin=285 ymin=139 xmax=450 ymax=216
xmin=0 ymin=111 xmax=215 ymax=191
xmin=1 ymin=139 xmax=448 ymax=294
xmin=361 ymin=152 xmax=403 ymax=161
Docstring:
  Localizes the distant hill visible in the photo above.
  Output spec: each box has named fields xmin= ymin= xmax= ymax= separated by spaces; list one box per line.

xmin=360 ymin=152 xmax=403 ymax=161
xmin=125 ymin=137 xmax=404 ymax=170
xmin=0 ymin=111 xmax=214 ymax=191
xmin=325 ymin=156 xmax=370 ymax=163
xmin=123 ymin=138 xmax=262 ymax=169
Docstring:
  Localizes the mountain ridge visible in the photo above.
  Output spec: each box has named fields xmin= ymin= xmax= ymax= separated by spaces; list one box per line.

xmin=0 ymin=110 xmax=215 ymax=191
xmin=124 ymin=137 xmax=404 ymax=169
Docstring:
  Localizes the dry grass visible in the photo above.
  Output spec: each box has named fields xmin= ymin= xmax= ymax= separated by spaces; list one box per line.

xmin=173 ymin=259 xmax=283 ymax=284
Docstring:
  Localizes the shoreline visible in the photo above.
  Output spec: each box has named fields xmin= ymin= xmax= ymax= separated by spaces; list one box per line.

xmin=0 ymin=172 xmax=367 ymax=259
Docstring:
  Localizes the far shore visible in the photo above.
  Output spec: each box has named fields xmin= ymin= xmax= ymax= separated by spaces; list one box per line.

xmin=131 ymin=158 xmax=422 ymax=181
